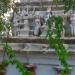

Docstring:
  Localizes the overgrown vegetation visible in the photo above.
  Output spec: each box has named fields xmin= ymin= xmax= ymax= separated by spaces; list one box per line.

xmin=46 ymin=16 xmax=70 ymax=75
xmin=0 ymin=0 xmax=30 ymax=75
xmin=0 ymin=0 xmax=75 ymax=75
xmin=46 ymin=0 xmax=75 ymax=75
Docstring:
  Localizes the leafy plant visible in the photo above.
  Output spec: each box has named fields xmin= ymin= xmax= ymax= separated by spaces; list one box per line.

xmin=54 ymin=0 xmax=75 ymax=13
xmin=0 ymin=0 xmax=31 ymax=75
xmin=0 ymin=0 xmax=11 ymax=15
xmin=46 ymin=16 xmax=70 ymax=75
xmin=0 ymin=0 xmax=74 ymax=75
xmin=46 ymin=0 xmax=75 ymax=74
xmin=3 ymin=43 xmax=31 ymax=75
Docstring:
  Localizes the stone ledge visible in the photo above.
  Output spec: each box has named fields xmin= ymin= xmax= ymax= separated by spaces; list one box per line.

xmin=2 ymin=36 xmax=75 ymax=44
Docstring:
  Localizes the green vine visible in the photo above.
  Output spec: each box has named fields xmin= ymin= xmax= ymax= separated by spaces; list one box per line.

xmin=0 ymin=0 xmax=75 ymax=75
xmin=46 ymin=16 xmax=70 ymax=75
xmin=3 ymin=43 xmax=31 ymax=75
xmin=0 ymin=0 xmax=31 ymax=75
xmin=0 ymin=0 xmax=11 ymax=16
xmin=54 ymin=0 xmax=75 ymax=13
xmin=46 ymin=0 xmax=75 ymax=74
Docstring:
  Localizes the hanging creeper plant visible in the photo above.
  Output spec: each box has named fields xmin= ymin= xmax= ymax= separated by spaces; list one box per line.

xmin=46 ymin=16 xmax=70 ymax=75
xmin=54 ymin=0 xmax=75 ymax=13
xmin=0 ymin=0 xmax=74 ymax=75
xmin=3 ymin=43 xmax=31 ymax=75
xmin=0 ymin=0 xmax=31 ymax=75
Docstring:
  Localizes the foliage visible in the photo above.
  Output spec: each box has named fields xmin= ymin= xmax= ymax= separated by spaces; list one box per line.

xmin=0 ymin=0 xmax=74 ymax=75
xmin=0 ymin=0 xmax=11 ymax=15
xmin=0 ymin=0 xmax=31 ymax=75
xmin=54 ymin=0 xmax=75 ymax=13
xmin=3 ymin=43 xmax=31 ymax=75
xmin=46 ymin=0 xmax=75 ymax=74
xmin=46 ymin=16 xmax=70 ymax=75
xmin=0 ymin=19 xmax=5 ymax=32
